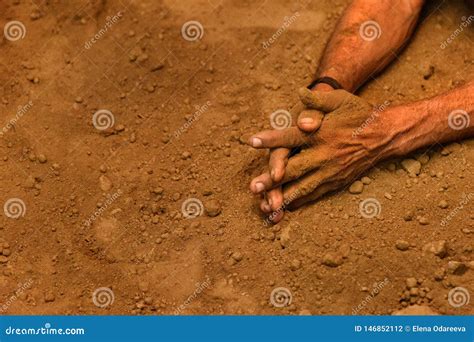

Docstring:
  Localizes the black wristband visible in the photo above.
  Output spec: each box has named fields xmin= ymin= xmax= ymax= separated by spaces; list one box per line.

xmin=307 ymin=76 xmax=343 ymax=90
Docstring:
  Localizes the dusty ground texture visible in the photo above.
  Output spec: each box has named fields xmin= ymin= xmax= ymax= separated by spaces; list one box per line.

xmin=0 ymin=0 xmax=473 ymax=315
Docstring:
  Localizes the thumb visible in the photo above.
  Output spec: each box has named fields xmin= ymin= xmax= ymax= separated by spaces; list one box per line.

xmin=298 ymin=88 xmax=355 ymax=112
xmin=297 ymin=109 xmax=324 ymax=132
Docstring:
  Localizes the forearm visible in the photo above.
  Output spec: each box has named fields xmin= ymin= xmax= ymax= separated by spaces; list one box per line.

xmin=313 ymin=0 xmax=424 ymax=92
xmin=383 ymin=81 xmax=474 ymax=157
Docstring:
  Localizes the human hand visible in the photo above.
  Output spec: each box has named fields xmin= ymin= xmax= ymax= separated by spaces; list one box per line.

xmin=250 ymin=89 xmax=397 ymax=218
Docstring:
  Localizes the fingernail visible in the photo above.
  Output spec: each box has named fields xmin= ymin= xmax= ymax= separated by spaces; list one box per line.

xmin=270 ymin=169 xmax=275 ymax=179
xmin=299 ymin=118 xmax=314 ymax=125
xmin=263 ymin=203 xmax=271 ymax=212
xmin=250 ymin=137 xmax=263 ymax=147
xmin=268 ymin=197 xmax=273 ymax=206
xmin=255 ymin=182 xmax=264 ymax=193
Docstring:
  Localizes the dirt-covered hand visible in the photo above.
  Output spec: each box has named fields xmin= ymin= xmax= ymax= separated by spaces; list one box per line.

xmin=250 ymin=89 xmax=396 ymax=214
xmin=256 ymin=89 xmax=325 ymax=222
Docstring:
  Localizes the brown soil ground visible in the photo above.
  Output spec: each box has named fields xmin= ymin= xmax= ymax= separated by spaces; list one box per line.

xmin=0 ymin=0 xmax=473 ymax=315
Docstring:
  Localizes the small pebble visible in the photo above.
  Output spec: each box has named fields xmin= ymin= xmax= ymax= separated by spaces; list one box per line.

xmin=231 ymin=115 xmax=240 ymax=124
xmin=438 ymin=200 xmax=448 ymax=209
xmin=406 ymin=277 xmax=418 ymax=289
xmin=422 ymin=240 xmax=447 ymax=258
xmin=290 ymin=259 xmax=302 ymax=271
xmin=418 ymin=217 xmax=429 ymax=225
xmin=349 ymin=181 xmax=364 ymax=194
xmin=322 ymin=253 xmax=343 ymax=267
xmin=99 ymin=175 xmax=113 ymax=191
xmin=446 ymin=261 xmax=467 ymax=275
xmin=401 ymin=159 xmax=421 ymax=176
xmin=395 ymin=240 xmax=410 ymax=251
xmin=231 ymin=252 xmax=243 ymax=262
xmin=205 ymin=199 xmax=221 ymax=217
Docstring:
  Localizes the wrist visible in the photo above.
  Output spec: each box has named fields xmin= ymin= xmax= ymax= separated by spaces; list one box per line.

xmin=379 ymin=102 xmax=431 ymax=158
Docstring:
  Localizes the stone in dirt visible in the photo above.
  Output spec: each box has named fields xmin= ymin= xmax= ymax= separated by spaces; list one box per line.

xmin=395 ymin=240 xmax=409 ymax=251
xmin=322 ymin=252 xmax=343 ymax=267
xmin=290 ymin=259 xmax=302 ymax=271
xmin=405 ymin=277 xmax=417 ymax=288
xmin=417 ymin=216 xmax=429 ymax=225
xmin=99 ymin=175 xmax=113 ymax=191
xmin=231 ymin=252 xmax=243 ymax=262
xmin=44 ymin=291 xmax=56 ymax=302
xmin=438 ymin=200 xmax=448 ymax=209
xmin=279 ymin=225 xmax=291 ymax=248
xmin=205 ymin=199 xmax=221 ymax=217
xmin=401 ymin=159 xmax=421 ymax=176
xmin=348 ymin=181 xmax=364 ymax=194
xmin=422 ymin=240 xmax=447 ymax=258
xmin=446 ymin=261 xmax=467 ymax=275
